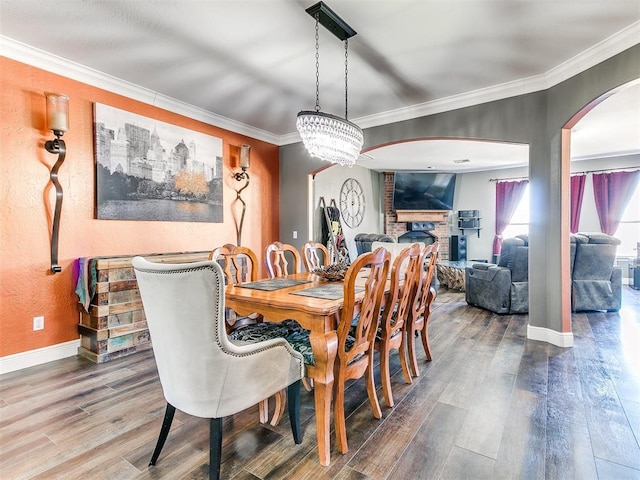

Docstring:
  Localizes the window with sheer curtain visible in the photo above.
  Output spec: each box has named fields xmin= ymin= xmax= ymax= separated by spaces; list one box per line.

xmin=614 ymin=182 xmax=640 ymax=258
xmin=501 ymin=184 xmax=530 ymax=239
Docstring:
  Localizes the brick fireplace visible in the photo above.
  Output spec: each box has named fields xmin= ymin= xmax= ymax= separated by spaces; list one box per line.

xmin=383 ymin=172 xmax=452 ymax=260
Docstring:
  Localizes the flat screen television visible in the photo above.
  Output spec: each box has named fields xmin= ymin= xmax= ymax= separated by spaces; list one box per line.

xmin=392 ymin=171 xmax=457 ymax=211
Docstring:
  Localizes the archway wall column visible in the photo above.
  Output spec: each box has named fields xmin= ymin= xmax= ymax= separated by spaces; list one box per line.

xmin=280 ymin=43 xmax=640 ymax=341
xmin=529 ymin=43 xmax=640 ymax=334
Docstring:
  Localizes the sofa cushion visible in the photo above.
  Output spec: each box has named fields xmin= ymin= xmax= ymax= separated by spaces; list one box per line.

xmin=578 ymin=232 xmax=622 ymax=245
xmin=511 ymin=246 xmax=529 ymax=283
xmin=573 ymin=244 xmax=616 ymax=280
xmin=498 ymin=237 xmax=526 ymax=268
xmin=573 ymin=233 xmax=589 ymax=244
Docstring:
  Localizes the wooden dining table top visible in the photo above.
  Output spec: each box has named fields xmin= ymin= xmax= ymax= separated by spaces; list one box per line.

xmin=225 ymin=271 xmax=369 ymax=329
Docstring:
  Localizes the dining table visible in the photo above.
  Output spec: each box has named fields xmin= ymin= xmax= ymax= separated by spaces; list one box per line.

xmin=225 ymin=271 xmax=369 ymax=466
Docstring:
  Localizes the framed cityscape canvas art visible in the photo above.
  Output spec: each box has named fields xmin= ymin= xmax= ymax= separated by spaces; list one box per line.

xmin=94 ymin=103 xmax=223 ymax=222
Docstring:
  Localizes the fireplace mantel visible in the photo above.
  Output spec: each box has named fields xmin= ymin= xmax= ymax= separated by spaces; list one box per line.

xmin=394 ymin=210 xmax=450 ymax=222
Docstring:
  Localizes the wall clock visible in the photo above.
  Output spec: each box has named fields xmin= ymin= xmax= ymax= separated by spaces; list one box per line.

xmin=339 ymin=178 xmax=365 ymax=228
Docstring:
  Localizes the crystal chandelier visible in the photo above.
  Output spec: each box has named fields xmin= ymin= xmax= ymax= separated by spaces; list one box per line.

xmin=296 ymin=2 xmax=363 ymax=168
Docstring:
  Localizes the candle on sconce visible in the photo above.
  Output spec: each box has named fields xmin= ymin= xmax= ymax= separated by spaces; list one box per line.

xmin=45 ymin=92 xmax=69 ymax=134
xmin=239 ymin=144 xmax=250 ymax=169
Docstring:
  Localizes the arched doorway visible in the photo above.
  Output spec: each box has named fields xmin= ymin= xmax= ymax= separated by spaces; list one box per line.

xmin=560 ymin=78 xmax=640 ymax=331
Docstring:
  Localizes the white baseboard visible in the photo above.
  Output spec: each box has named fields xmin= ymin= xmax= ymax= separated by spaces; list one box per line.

xmin=0 ymin=339 xmax=80 ymax=375
xmin=527 ymin=325 xmax=574 ymax=348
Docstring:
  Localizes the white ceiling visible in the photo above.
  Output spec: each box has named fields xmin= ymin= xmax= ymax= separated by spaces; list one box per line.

xmin=1 ymin=0 xmax=639 ymax=171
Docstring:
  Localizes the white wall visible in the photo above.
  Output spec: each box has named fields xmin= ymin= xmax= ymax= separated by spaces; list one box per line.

xmin=454 ymin=164 xmax=529 ymax=262
xmin=313 ymin=165 xmax=383 ymax=262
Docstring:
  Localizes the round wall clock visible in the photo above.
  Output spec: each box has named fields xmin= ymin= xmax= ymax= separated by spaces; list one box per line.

xmin=339 ymin=178 xmax=365 ymax=228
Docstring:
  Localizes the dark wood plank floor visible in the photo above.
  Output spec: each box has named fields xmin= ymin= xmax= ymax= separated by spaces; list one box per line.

xmin=2 ymin=287 xmax=639 ymax=479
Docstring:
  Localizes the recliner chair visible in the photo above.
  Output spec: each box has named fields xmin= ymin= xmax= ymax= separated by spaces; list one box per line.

xmin=354 ymin=233 xmax=395 ymax=255
xmin=571 ymin=232 xmax=622 ymax=312
xmin=465 ymin=232 xmax=622 ymax=314
xmin=465 ymin=235 xmax=530 ymax=314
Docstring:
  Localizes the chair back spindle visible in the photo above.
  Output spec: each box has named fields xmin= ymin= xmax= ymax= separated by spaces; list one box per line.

xmin=302 ymin=241 xmax=330 ymax=272
xmin=266 ymin=241 xmax=301 ymax=278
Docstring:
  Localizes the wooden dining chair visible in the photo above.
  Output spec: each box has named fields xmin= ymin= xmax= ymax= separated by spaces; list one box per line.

xmin=209 ymin=244 xmax=260 ymax=332
xmin=228 ymin=247 xmax=391 ymax=453
xmin=132 ymin=257 xmax=304 ymax=480
xmin=406 ymin=242 xmax=440 ymax=377
xmin=265 ymin=241 xmax=302 ymax=278
xmin=288 ymin=247 xmax=391 ymax=453
xmin=333 ymin=247 xmax=390 ymax=453
xmin=266 ymin=241 xmax=316 ymax=418
xmin=374 ymin=243 xmax=422 ymax=408
xmin=301 ymin=241 xmax=330 ymax=272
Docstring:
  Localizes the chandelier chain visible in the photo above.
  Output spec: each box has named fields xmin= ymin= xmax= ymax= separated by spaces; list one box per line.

xmin=344 ymin=39 xmax=349 ymax=120
xmin=315 ymin=14 xmax=321 ymax=112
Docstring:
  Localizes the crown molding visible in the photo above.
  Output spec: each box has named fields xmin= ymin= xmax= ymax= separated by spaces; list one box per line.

xmin=0 ymin=36 xmax=280 ymax=145
xmin=3 ymin=21 xmax=638 ymax=147
xmin=571 ymin=149 xmax=640 ymax=162
xmin=348 ymin=21 xmax=640 ymax=137
xmin=543 ymin=21 xmax=640 ymax=89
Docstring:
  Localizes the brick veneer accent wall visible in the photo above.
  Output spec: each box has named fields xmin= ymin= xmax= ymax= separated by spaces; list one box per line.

xmin=383 ymin=172 xmax=452 ymax=260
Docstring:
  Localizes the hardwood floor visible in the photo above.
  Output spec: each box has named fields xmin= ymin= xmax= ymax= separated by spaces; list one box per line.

xmin=2 ymin=287 xmax=639 ymax=479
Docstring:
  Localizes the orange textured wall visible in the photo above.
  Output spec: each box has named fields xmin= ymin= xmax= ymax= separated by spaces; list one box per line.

xmin=0 ymin=57 xmax=280 ymax=357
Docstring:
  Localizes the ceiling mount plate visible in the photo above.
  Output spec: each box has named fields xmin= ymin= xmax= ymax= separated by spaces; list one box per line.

xmin=305 ymin=2 xmax=356 ymax=40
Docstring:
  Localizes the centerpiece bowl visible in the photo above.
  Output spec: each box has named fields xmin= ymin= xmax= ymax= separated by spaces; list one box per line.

xmin=312 ymin=263 xmax=349 ymax=281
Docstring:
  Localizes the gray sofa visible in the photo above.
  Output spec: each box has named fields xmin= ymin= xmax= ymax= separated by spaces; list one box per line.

xmin=354 ymin=233 xmax=395 ymax=256
xmin=465 ymin=232 xmax=622 ymax=314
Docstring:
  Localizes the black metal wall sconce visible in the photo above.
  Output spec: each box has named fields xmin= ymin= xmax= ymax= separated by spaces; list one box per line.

xmin=44 ymin=92 xmax=69 ymax=274
xmin=233 ymin=145 xmax=250 ymax=245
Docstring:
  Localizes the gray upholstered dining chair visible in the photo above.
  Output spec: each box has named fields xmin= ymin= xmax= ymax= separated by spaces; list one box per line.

xmin=132 ymin=257 xmax=305 ymax=480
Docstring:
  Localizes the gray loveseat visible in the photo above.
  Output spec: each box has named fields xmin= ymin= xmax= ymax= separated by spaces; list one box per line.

xmin=465 ymin=232 xmax=622 ymax=314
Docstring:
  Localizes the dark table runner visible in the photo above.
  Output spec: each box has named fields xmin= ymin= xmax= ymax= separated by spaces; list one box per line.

xmin=291 ymin=283 xmax=363 ymax=300
xmin=237 ymin=278 xmax=310 ymax=291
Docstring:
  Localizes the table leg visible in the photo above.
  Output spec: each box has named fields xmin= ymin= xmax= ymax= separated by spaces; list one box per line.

xmin=308 ymin=329 xmax=338 ymax=466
